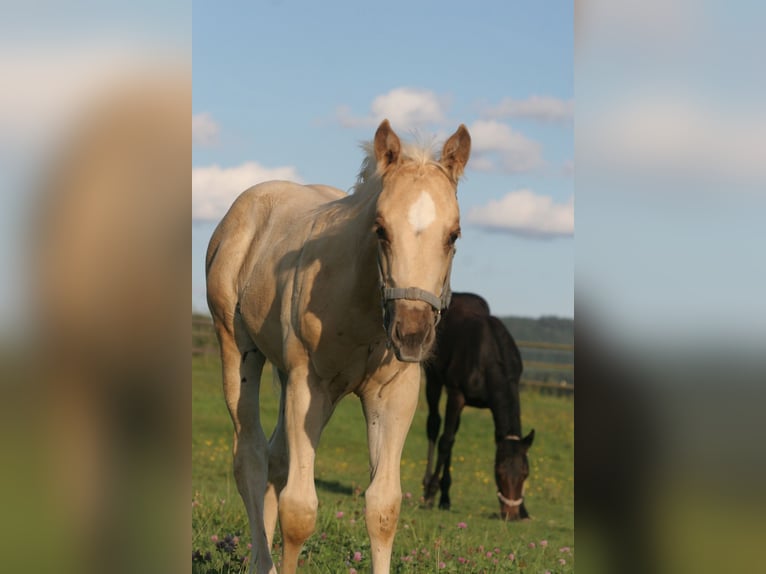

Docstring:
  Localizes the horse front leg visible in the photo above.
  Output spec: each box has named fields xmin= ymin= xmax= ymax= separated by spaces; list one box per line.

xmin=278 ymin=365 xmax=332 ymax=574
xmin=422 ymin=371 xmax=442 ymax=499
xmin=439 ymin=433 xmax=457 ymax=510
xmin=425 ymin=391 xmax=464 ymax=510
xmin=360 ymin=363 xmax=420 ymax=573
xmin=264 ymin=370 xmax=287 ymax=550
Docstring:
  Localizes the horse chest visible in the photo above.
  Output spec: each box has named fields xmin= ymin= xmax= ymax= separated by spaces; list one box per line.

xmin=309 ymin=343 xmax=379 ymax=400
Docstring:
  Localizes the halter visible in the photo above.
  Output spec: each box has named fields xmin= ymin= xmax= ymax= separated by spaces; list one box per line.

xmin=497 ymin=434 xmax=525 ymax=508
xmin=376 ymin=246 xmax=453 ymax=327
xmin=497 ymin=490 xmax=524 ymax=508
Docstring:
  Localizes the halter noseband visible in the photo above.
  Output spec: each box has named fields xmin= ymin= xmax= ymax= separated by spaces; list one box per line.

xmin=376 ymin=247 xmax=453 ymax=325
xmin=497 ymin=490 xmax=524 ymax=508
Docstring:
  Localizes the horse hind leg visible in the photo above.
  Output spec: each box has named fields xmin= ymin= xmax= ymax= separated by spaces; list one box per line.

xmin=217 ymin=317 xmax=275 ymax=574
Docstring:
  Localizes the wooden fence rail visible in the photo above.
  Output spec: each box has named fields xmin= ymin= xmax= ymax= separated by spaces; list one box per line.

xmin=520 ymin=379 xmax=574 ymax=396
xmin=518 ymin=340 xmax=574 ymax=352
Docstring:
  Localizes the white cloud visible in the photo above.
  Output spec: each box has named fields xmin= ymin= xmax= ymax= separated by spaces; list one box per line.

xmin=192 ymin=162 xmax=302 ymax=220
xmin=577 ymin=95 xmax=766 ymax=187
xmin=192 ymin=113 xmax=219 ymax=146
xmin=468 ymin=119 xmax=544 ymax=173
xmin=467 ymin=189 xmax=574 ymax=238
xmin=336 ymin=87 xmax=447 ymax=130
xmin=483 ymin=96 xmax=574 ymax=123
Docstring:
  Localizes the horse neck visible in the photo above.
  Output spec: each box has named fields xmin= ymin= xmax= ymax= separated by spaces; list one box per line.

xmin=486 ymin=317 xmax=524 ymax=441
xmin=490 ymin=386 xmax=522 ymax=441
xmin=325 ymin=188 xmax=381 ymax=309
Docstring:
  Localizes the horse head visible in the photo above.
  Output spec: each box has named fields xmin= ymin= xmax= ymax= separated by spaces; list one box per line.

xmin=372 ymin=120 xmax=470 ymax=362
xmin=495 ymin=429 xmax=535 ymax=520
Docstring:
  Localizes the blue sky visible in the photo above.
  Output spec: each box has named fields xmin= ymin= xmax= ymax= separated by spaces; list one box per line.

xmin=192 ymin=0 xmax=574 ymax=318
xmin=574 ymin=0 xmax=766 ymax=349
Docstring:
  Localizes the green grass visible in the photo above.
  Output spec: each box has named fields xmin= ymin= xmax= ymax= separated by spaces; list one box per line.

xmin=193 ymin=355 xmax=573 ymax=573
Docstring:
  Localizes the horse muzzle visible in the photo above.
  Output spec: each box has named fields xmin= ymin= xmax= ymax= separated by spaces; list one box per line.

xmin=385 ymin=300 xmax=436 ymax=362
xmin=498 ymin=490 xmax=528 ymax=521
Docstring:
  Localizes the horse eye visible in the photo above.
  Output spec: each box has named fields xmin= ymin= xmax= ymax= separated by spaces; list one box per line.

xmin=375 ymin=225 xmax=389 ymax=243
xmin=447 ymin=229 xmax=461 ymax=246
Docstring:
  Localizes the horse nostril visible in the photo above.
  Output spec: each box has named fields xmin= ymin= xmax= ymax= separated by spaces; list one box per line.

xmin=389 ymin=305 xmax=438 ymax=358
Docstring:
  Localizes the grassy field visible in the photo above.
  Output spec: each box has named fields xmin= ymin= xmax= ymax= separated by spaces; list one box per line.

xmin=193 ymin=355 xmax=573 ymax=573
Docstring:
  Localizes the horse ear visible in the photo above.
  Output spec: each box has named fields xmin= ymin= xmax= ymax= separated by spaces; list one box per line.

xmin=440 ymin=124 xmax=471 ymax=182
xmin=374 ymin=119 xmax=401 ymax=172
xmin=523 ymin=429 xmax=535 ymax=449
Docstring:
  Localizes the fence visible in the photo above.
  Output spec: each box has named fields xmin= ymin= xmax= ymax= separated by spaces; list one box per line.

xmin=516 ymin=340 xmax=574 ymax=396
xmin=193 ymin=316 xmax=574 ymax=395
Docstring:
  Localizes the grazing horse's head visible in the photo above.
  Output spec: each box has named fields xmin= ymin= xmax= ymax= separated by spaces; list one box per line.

xmin=372 ymin=120 xmax=471 ymax=362
xmin=495 ymin=430 xmax=535 ymax=520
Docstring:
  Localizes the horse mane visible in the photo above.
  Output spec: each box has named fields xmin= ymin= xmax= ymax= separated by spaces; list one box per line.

xmin=315 ymin=135 xmax=449 ymax=225
xmin=351 ymin=137 xmax=449 ymax=201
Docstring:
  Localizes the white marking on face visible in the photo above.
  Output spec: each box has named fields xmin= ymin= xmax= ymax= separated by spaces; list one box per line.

xmin=408 ymin=190 xmax=436 ymax=233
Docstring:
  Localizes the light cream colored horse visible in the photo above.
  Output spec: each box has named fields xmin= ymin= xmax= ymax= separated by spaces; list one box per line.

xmin=205 ymin=120 xmax=470 ymax=573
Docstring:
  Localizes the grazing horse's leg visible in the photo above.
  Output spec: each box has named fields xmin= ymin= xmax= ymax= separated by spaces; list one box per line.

xmin=422 ymin=369 xmax=443 ymax=498
xmin=360 ymin=363 xmax=420 ymax=574
xmin=216 ymin=317 xmax=275 ymax=574
xmin=426 ymin=390 xmax=465 ymax=510
xmin=278 ymin=365 xmax=333 ymax=574
xmin=439 ymin=412 xmax=462 ymax=510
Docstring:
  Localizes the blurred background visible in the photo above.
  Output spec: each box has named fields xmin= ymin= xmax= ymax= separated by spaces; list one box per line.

xmin=0 ymin=2 xmax=190 ymax=573
xmin=576 ymin=1 xmax=766 ymax=573
xmin=1 ymin=1 xmax=764 ymax=573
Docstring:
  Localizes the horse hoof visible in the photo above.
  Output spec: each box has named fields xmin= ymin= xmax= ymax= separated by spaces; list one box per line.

xmin=438 ymin=502 xmax=451 ymax=510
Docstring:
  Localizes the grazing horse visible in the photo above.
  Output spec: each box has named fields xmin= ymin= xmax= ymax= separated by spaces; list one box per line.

xmin=422 ymin=293 xmax=535 ymax=520
xmin=206 ymin=120 xmax=471 ymax=574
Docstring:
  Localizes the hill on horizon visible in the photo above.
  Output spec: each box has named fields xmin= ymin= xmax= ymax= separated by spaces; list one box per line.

xmin=194 ymin=311 xmax=574 ymax=346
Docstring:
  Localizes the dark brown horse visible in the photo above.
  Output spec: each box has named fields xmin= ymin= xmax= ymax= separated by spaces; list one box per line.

xmin=422 ymin=292 xmax=534 ymax=520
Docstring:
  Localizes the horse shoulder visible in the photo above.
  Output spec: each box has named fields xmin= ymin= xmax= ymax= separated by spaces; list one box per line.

xmin=212 ymin=182 xmax=337 ymax=363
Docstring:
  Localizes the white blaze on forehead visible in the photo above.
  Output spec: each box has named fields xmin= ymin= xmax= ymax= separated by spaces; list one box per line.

xmin=408 ymin=190 xmax=436 ymax=233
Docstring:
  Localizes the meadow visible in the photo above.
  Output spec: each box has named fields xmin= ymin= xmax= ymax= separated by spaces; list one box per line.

xmin=192 ymin=355 xmax=573 ymax=573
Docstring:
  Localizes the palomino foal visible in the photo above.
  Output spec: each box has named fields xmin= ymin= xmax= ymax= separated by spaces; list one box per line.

xmin=206 ymin=120 xmax=470 ymax=573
